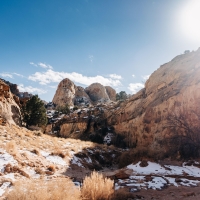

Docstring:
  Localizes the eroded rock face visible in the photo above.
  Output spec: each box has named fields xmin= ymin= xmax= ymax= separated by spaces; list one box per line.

xmin=85 ymin=83 xmax=110 ymax=103
xmin=53 ymin=79 xmax=116 ymax=107
xmin=74 ymin=86 xmax=92 ymax=106
xmin=106 ymin=48 xmax=200 ymax=154
xmin=0 ymin=80 xmax=21 ymax=125
xmin=105 ymin=86 xmax=116 ymax=101
xmin=52 ymin=78 xmax=77 ymax=107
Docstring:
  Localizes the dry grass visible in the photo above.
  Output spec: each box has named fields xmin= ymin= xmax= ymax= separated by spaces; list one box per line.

xmin=47 ymin=164 xmax=56 ymax=172
xmin=81 ymin=171 xmax=114 ymax=200
xmin=5 ymin=140 xmax=18 ymax=156
xmin=31 ymin=148 xmax=40 ymax=155
xmin=6 ymin=178 xmax=81 ymax=200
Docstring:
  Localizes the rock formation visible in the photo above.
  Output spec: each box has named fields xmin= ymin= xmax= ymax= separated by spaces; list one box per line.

xmin=105 ymin=86 xmax=116 ymax=101
xmin=52 ymin=78 xmax=77 ymax=107
xmin=85 ymin=83 xmax=110 ymax=103
xmin=0 ymin=80 xmax=21 ymax=125
xmin=53 ymin=79 xmax=116 ymax=107
xmin=74 ymin=86 xmax=91 ymax=106
xmin=105 ymin=48 xmax=200 ymax=155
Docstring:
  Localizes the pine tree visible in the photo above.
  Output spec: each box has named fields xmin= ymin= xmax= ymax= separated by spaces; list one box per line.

xmin=22 ymin=95 xmax=47 ymax=127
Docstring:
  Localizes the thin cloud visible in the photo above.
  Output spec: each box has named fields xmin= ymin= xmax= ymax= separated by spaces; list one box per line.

xmin=29 ymin=62 xmax=53 ymax=69
xmin=28 ymin=69 xmax=122 ymax=87
xmin=0 ymin=73 xmax=13 ymax=79
xmin=30 ymin=62 xmax=38 ymax=67
xmin=13 ymin=73 xmax=24 ymax=77
xmin=128 ymin=83 xmax=144 ymax=94
xmin=38 ymin=62 xmax=53 ymax=69
xmin=109 ymin=74 xmax=122 ymax=80
xmin=18 ymin=84 xmax=47 ymax=95
xmin=89 ymin=55 xmax=94 ymax=63
xmin=142 ymin=75 xmax=150 ymax=81
xmin=132 ymin=74 xmax=135 ymax=78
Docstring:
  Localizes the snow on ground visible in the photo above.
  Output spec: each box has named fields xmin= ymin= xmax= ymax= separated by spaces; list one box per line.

xmin=127 ymin=161 xmax=200 ymax=177
xmin=0 ymin=182 xmax=11 ymax=197
xmin=41 ymin=151 xmax=67 ymax=166
xmin=71 ymin=156 xmax=84 ymax=167
xmin=115 ymin=161 xmax=200 ymax=191
xmin=0 ymin=149 xmax=18 ymax=172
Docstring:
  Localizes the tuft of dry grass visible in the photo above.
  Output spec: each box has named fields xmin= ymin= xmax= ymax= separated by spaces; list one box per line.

xmin=51 ymin=151 xmax=65 ymax=158
xmin=5 ymin=140 xmax=18 ymax=156
xmin=31 ymin=149 xmax=40 ymax=156
xmin=47 ymin=165 xmax=56 ymax=173
xmin=81 ymin=171 xmax=114 ymax=200
xmin=6 ymin=178 xmax=81 ymax=200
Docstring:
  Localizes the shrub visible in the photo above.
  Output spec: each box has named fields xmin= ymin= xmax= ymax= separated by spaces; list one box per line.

xmin=81 ymin=171 xmax=114 ymax=200
xmin=118 ymin=147 xmax=166 ymax=168
xmin=6 ymin=178 xmax=81 ymax=200
xmin=47 ymin=165 xmax=55 ymax=173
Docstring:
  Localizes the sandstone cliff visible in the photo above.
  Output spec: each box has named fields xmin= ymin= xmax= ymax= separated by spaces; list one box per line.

xmin=105 ymin=86 xmax=116 ymax=101
xmin=106 ymin=48 xmax=200 ymax=154
xmin=52 ymin=78 xmax=77 ymax=107
xmin=52 ymin=79 xmax=116 ymax=107
xmin=85 ymin=83 xmax=110 ymax=103
xmin=0 ymin=80 xmax=21 ymax=125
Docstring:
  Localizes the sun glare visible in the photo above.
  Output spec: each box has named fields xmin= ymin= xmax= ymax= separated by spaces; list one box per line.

xmin=178 ymin=0 xmax=200 ymax=43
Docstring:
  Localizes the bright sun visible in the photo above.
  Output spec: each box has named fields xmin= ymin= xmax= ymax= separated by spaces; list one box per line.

xmin=178 ymin=0 xmax=200 ymax=43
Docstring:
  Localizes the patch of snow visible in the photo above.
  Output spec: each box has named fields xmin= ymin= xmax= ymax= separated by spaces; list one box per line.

xmin=87 ymin=149 xmax=93 ymax=154
xmin=41 ymin=151 xmax=67 ymax=166
xmin=3 ymin=173 xmax=15 ymax=181
xmin=0 ymin=182 xmax=11 ymax=196
xmin=127 ymin=161 xmax=200 ymax=177
xmin=180 ymin=178 xmax=200 ymax=187
xmin=147 ymin=177 xmax=167 ymax=190
xmin=0 ymin=149 xmax=18 ymax=172
xmin=46 ymin=155 xmax=67 ymax=166
xmin=71 ymin=156 xmax=84 ymax=168
xmin=84 ymin=156 xmax=92 ymax=164
xmin=165 ymin=177 xmax=178 ymax=187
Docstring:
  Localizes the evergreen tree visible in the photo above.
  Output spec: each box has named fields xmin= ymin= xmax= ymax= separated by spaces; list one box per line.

xmin=22 ymin=95 xmax=47 ymax=127
xmin=116 ymin=91 xmax=128 ymax=101
xmin=56 ymin=104 xmax=70 ymax=114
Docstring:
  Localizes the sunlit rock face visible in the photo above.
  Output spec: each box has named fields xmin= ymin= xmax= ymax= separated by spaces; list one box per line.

xmin=105 ymin=86 xmax=116 ymax=102
xmin=52 ymin=78 xmax=77 ymax=107
xmin=107 ymin=48 xmax=200 ymax=153
xmin=85 ymin=83 xmax=110 ymax=103
xmin=53 ymin=79 xmax=117 ymax=107
xmin=0 ymin=80 xmax=21 ymax=125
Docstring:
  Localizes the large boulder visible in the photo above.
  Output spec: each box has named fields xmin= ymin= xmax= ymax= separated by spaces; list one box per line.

xmin=52 ymin=78 xmax=77 ymax=107
xmin=105 ymin=86 xmax=116 ymax=101
xmin=85 ymin=83 xmax=110 ymax=103
xmin=74 ymin=86 xmax=92 ymax=106
xmin=0 ymin=80 xmax=21 ymax=125
xmin=107 ymin=48 xmax=200 ymax=156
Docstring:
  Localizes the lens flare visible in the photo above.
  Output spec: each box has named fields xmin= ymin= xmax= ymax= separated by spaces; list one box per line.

xmin=178 ymin=0 xmax=200 ymax=43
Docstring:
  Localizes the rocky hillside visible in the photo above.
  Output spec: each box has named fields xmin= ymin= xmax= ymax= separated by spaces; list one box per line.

xmin=52 ymin=78 xmax=116 ymax=107
xmin=0 ymin=80 xmax=21 ymax=125
xmin=106 ymin=48 xmax=200 ymax=156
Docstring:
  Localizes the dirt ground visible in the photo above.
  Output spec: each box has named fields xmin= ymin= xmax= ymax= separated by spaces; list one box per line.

xmin=119 ymin=184 xmax=200 ymax=200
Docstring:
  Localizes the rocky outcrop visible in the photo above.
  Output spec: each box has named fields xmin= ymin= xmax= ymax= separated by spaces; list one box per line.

xmin=52 ymin=78 xmax=77 ymax=107
xmin=105 ymin=86 xmax=116 ymax=101
xmin=0 ymin=80 xmax=21 ymax=125
xmin=74 ymin=86 xmax=92 ymax=106
xmin=53 ymin=79 xmax=116 ymax=107
xmin=85 ymin=83 xmax=110 ymax=103
xmin=106 ymin=48 xmax=200 ymax=155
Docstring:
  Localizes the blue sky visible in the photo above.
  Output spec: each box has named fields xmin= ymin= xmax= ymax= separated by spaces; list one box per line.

xmin=0 ymin=0 xmax=200 ymax=101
